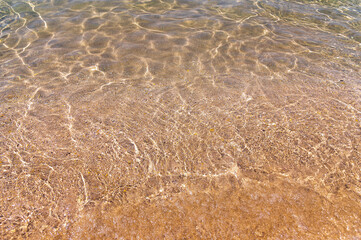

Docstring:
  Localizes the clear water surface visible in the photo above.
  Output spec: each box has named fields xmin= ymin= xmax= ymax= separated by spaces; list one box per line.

xmin=0 ymin=0 xmax=361 ymax=238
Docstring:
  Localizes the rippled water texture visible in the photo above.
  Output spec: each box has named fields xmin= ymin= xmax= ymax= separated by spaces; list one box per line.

xmin=1 ymin=0 xmax=361 ymax=238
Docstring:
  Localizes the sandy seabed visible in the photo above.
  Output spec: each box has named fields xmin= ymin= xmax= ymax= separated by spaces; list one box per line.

xmin=1 ymin=0 xmax=361 ymax=239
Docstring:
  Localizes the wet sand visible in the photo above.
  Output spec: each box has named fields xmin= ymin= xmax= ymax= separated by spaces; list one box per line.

xmin=0 ymin=0 xmax=361 ymax=239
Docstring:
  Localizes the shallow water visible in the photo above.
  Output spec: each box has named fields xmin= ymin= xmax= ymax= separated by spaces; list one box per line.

xmin=0 ymin=0 xmax=361 ymax=239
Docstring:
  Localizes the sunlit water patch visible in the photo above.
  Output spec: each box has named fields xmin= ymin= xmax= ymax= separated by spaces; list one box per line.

xmin=0 ymin=0 xmax=361 ymax=238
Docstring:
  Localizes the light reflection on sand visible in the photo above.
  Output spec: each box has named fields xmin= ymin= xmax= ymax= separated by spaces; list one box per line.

xmin=0 ymin=0 xmax=360 ymax=238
